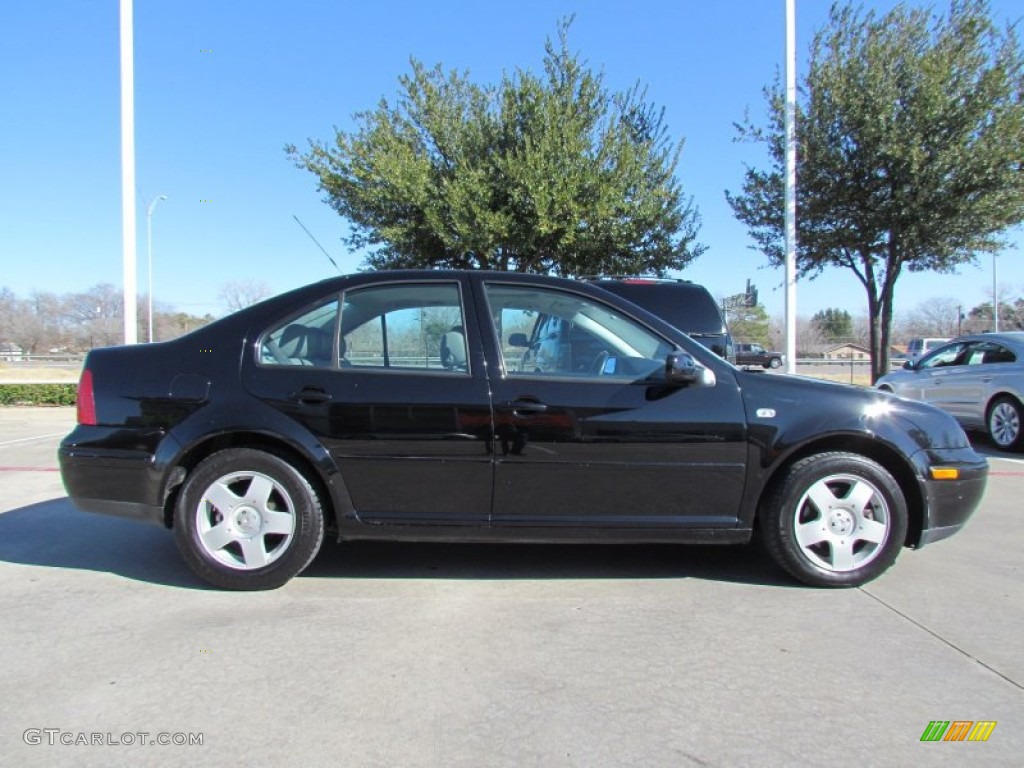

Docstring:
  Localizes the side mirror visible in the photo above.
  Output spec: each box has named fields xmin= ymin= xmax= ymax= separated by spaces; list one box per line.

xmin=508 ymin=333 xmax=530 ymax=348
xmin=902 ymin=360 xmax=914 ymax=370
xmin=665 ymin=352 xmax=700 ymax=385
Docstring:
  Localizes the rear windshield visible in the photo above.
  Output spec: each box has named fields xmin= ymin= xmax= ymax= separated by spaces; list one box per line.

xmin=594 ymin=283 xmax=726 ymax=334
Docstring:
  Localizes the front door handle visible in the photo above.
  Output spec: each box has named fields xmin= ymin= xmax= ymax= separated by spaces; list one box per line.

xmin=289 ymin=386 xmax=332 ymax=405
xmin=506 ymin=398 xmax=548 ymax=416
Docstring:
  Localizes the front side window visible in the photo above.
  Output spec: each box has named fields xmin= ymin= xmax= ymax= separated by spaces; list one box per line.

xmin=484 ymin=283 xmax=673 ymax=380
xmin=340 ymin=283 xmax=469 ymax=374
xmin=919 ymin=342 xmax=969 ymax=369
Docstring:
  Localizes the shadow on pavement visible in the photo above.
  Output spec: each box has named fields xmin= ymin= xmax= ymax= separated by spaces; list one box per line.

xmin=302 ymin=539 xmax=797 ymax=587
xmin=0 ymin=497 xmax=208 ymax=589
xmin=0 ymin=497 xmax=797 ymax=589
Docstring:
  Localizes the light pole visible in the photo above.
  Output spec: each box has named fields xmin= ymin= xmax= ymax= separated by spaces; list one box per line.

xmin=993 ymin=253 xmax=999 ymax=333
xmin=146 ymin=195 xmax=168 ymax=342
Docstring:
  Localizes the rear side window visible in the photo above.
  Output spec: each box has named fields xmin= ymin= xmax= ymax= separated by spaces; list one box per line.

xmin=339 ymin=283 xmax=469 ymax=374
xmin=260 ymin=299 xmax=340 ymax=367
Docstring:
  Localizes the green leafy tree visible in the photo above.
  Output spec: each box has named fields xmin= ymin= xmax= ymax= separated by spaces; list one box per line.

xmin=812 ymin=308 xmax=853 ymax=341
xmin=727 ymin=303 xmax=771 ymax=346
xmin=727 ymin=1 xmax=1024 ymax=382
xmin=288 ymin=19 xmax=704 ymax=276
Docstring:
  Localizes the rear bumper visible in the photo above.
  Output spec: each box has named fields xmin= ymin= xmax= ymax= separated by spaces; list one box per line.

xmin=911 ymin=448 xmax=988 ymax=548
xmin=59 ymin=425 xmax=180 ymax=528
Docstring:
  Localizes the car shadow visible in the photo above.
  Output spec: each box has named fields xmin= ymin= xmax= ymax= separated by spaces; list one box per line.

xmin=0 ymin=498 xmax=210 ymax=590
xmin=0 ymin=497 xmax=797 ymax=589
xmin=302 ymin=539 xmax=797 ymax=587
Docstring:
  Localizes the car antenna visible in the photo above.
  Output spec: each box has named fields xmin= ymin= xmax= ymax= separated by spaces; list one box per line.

xmin=293 ymin=215 xmax=342 ymax=274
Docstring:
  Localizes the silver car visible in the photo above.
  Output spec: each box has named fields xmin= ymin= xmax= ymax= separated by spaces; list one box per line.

xmin=877 ymin=332 xmax=1024 ymax=450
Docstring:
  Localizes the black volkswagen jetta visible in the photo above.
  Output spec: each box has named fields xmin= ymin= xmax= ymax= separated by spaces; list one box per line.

xmin=59 ymin=271 xmax=988 ymax=590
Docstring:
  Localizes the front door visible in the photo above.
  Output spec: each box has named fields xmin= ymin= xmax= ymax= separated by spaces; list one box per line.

xmin=475 ymin=278 xmax=748 ymax=529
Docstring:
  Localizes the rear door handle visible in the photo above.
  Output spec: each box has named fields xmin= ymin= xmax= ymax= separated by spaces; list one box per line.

xmin=289 ymin=386 xmax=332 ymax=405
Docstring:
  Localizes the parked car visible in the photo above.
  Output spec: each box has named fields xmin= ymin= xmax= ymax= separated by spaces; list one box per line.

xmin=876 ymin=332 xmax=1024 ymax=450
xmin=736 ymin=342 xmax=784 ymax=369
xmin=907 ymin=337 xmax=950 ymax=362
xmin=586 ymin=277 xmax=735 ymax=363
xmin=60 ymin=271 xmax=987 ymax=590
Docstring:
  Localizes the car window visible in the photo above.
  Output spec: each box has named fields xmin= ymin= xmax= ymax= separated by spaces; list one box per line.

xmin=484 ymin=283 xmax=674 ymax=380
xmin=260 ymin=299 xmax=340 ymax=367
xmin=918 ymin=342 xmax=969 ymax=370
xmin=979 ymin=343 xmax=1016 ymax=365
xmin=339 ymin=283 xmax=469 ymax=374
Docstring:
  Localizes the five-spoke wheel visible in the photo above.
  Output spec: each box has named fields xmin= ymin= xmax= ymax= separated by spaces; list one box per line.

xmin=174 ymin=448 xmax=324 ymax=590
xmin=761 ymin=452 xmax=907 ymax=587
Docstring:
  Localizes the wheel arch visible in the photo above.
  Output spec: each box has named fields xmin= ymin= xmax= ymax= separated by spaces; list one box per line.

xmin=755 ymin=434 xmax=924 ymax=547
xmin=162 ymin=431 xmax=339 ymax=535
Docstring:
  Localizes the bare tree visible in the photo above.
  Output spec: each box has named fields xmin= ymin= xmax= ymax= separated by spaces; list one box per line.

xmin=218 ymin=280 xmax=272 ymax=312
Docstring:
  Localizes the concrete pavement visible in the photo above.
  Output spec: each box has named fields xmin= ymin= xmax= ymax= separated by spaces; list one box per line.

xmin=0 ymin=407 xmax=1020 ymax=767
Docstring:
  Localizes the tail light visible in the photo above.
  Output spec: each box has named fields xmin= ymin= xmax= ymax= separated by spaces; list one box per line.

xmin=77 ymin=369 xmax=97 ymax=425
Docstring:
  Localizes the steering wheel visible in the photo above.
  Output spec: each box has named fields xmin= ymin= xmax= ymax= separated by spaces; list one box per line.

xmin=590 ymin=350 xmax=610 ymax=376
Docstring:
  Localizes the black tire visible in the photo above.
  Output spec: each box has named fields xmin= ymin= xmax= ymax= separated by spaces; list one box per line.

xmin=768 ymin=357 xmax=781 ymax=369
xmin=174 ymin=448 xmax=325 ymax=590
xmin=987 ymin=396 xmax=1023 ymax=451
xmin=760 ymin=452 xmax=907 ymax=587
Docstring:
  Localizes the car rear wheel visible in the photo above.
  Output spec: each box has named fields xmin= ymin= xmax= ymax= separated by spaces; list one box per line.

xmin=174 ymin=448 xmax=325 ymax=590
xmin=760 ymin=452 xmax=907 ymax=587
xmin=987 ymin=396 xmax=1023 ymax=451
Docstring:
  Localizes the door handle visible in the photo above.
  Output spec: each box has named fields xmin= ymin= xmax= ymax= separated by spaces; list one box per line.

xmin=506 ymin=399 xmax=548 ymax=415
xmin=289 ymin=386 xmax=332 ymax=405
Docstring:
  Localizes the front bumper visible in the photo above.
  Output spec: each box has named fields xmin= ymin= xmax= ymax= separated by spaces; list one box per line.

xmin=911 ymin=448 xmax=988 ymax=547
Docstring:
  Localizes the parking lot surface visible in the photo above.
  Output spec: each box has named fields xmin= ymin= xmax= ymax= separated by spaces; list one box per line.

xmin=0 ymin=407 xmax=1021 ymax=767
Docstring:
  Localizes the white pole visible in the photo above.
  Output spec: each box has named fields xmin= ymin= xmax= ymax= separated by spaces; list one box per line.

xmin=784 ymin=0 xmax=798 ymax=374
xmin=120 ymin=0 xmax=137 ymax=345
xmin=146 ymin=195 xmax=167 ymax=343
xmin=993 ymin=253 xmax=999 ymax=332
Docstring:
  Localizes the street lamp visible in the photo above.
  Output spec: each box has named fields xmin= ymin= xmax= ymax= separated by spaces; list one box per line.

xmin=993 ymin=252 xmax=999 ymax=333
xmin=146 ymin=195 xmax=168 ymax=343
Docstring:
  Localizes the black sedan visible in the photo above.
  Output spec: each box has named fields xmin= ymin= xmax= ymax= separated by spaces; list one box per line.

xmin=59 ymin=271 xmax=987 ymax=590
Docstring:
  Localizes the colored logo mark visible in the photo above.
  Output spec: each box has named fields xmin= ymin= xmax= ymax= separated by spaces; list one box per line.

xmin=920 ymin=720 xmax=997 ymax=742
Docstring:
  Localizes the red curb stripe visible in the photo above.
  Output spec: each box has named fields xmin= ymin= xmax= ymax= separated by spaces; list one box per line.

xmin=988 ymin=471 xmax=1024 ymax=477
xmin=0 ymin=467 xmax=60 ymax=472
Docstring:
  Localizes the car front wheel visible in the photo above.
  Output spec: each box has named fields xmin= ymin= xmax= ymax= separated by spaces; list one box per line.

xmin=761 ymin=452 xmax=907 ymax=587
xmin=174 ymin=448 xmax=325 ymax=590
xmin=987 ymin=396 xmax=1023 ymax=451
xmin=768 ymin=357 xmax=781 ymax=369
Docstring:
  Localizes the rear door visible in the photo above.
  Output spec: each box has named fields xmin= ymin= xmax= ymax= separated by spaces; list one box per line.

xmin=244 ymin=278 xmax=493 ymax=524
xmin=475 ymin=276 xmax=748 ymax=530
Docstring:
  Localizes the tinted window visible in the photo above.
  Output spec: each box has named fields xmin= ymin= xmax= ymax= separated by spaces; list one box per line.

xmin=340 ymin=283 xmax=469 ymax=374
xmin=593 ymin=283 xmax=726 ymax=333
xmin=485 ymin=283 xmax=673 ymax=380
xmin=261 ymin=299 xmax=340 ymax=367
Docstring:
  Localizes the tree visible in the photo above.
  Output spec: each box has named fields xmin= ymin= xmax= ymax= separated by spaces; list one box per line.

xmin=727 ymin=1 xmax=1024 ymax=382
xmin=219 ymin=280 xmax=272 ymax=312
xmin=288 ymin=19 xmax=704 ymax=276
xmin=727 ymin=303 xmax=771 ymax=346
xmin=811 ymin=308 xmax=853 ymax=341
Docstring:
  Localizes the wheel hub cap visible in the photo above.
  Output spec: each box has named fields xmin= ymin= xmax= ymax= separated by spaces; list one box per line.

xmin=233 ymin=506 xmax=262 ymax=535
xmin=827 ymin=508 xmax=855 ymax=536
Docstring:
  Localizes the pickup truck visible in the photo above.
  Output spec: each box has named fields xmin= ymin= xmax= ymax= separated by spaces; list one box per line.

xmin=736 ymin=343 xmax=784 ymax=369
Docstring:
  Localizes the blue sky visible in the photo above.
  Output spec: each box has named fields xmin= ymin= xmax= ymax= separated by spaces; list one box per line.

xmin=1 ymin=0 xmax=1020 ymax=319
